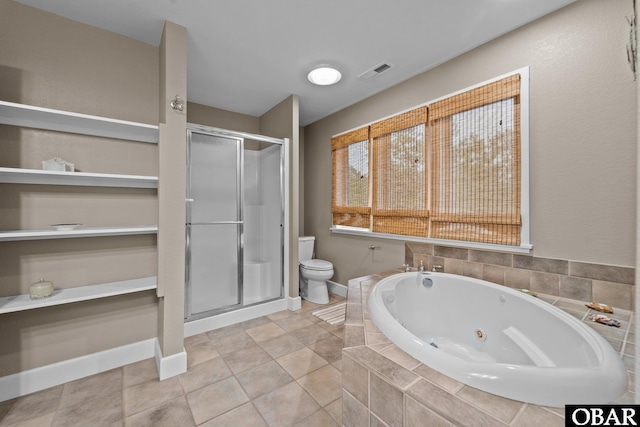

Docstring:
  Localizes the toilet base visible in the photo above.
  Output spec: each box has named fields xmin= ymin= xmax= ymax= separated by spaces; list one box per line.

xmin=301 ymin=278 xmax=329 ymax=304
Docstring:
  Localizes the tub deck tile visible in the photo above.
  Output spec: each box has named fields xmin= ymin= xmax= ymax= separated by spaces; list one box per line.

xmin=344 ymin=325 xmax=365 ymax=348
xmin=407 ymin=378 xmax=510 ymax=427
xmin=343 ymin=346 xmax=419 ymax=391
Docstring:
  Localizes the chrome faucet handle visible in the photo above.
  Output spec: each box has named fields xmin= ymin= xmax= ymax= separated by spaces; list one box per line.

xmin=403 ymin=264 xmax=412 ymax=272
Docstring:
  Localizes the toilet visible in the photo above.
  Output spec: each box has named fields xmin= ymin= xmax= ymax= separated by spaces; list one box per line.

xmin=298 ymin=236 xmax=333 ymax=304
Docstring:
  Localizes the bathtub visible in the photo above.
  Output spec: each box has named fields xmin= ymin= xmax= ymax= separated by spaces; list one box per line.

xmin=368 ymin=272 xmax=628 ymax=407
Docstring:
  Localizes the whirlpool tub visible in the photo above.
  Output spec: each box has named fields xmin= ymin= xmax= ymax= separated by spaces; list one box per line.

xmin=368 ymin=272 xmax=628 ymax=407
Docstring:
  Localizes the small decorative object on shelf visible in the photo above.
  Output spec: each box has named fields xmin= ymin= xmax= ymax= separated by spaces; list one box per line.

xmin=29 ymin=278 xmax=55 ymax=299
xmin=51 ymin=223 xmax=81 ymax=231
xmin=42 ymin=157 xmax=74 ymax=172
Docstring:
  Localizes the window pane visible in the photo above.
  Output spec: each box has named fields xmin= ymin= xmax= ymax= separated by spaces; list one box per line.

xmin=448 ymin=99 xmax=517 ymax=215
xmin=374 ymin=124 xmax=426 ymax=211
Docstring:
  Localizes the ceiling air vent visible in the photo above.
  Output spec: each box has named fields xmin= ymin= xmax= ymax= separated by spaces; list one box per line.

xmin=357 ymin=62 xmax=394 ymax=81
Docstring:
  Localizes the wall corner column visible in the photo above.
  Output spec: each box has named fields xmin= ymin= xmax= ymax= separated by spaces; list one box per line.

xmin=259 ymin=95 xmax=300 ymax=306
xmin=156 ymin=20 xmax=187 ymax=379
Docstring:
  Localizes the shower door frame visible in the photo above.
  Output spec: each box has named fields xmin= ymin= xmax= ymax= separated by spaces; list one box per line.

xmin=185 ymin=123 xmax=286 ymax=322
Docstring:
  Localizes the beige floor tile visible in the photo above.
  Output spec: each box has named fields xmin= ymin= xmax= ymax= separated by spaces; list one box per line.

xmin=123 ymin=357 xmax=159 ymax=388
xmin=293 ymin=408 xmax=340 ymax=427
xmin=123 ymin=376 xmax=184 ymax=417
xmin=267 ymin=310 xmax=294 ymax=321
xmin=209 ymin=330 xmax=256 ymax=355
xmin=124 ymin=396 xmax=195 ymax=427
xmin=206 ymin=324 xmax=244 ymax=341
xmin=258 ymin=333 xmax=306 ymax=359
xmin=235 ymin=361 xmax=294 ymax=399
xmin=186 ymin=340 xmax=221 ymax=368
xmin=238 ymin=316 xmax=272 ymax=330
xmin=299 ymin=300 xmax=322 ymax=313
xmin=307 ymin=335 xmax=344 ymax=364
xmin=184 ymin=332 xmax=209 ymax=348
xmin=59 ymin=368 xmax=122 ymax=407
xmin=324 ymin=397 xmax=343 ymax=425
xmin=53 ymin=390 xmax=122 ymax=427
xmin=0 ymin=385 xmax=63 ymax=426
xmin=276 ymin=347 xmax=328 ymax=379
xmin=275 ymin=314 xmax=314 ymax=332
xmin=186 ymin=377 xmax=249 ymax=425
xmin=179 ymin=356 xmax=233 ymax=393
xmin=245 ymin=322 xmax=287 ymax=342
xmin=288 ymin=324 xmax=332 ymax=346
xmin=222 ymin=344 xmax=273 ymax=374
xmin=3 ymin=412 xmax=56 ymax=427
xmin=253 ymin=382 xmax=320 ymax=427
xmin=297 ymin=365 xmax=343 ymax=406
xmin=199 ymin=402 xmax=268 ymax=427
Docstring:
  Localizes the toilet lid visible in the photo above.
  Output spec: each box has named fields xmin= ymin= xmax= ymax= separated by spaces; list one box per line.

xmin=300 ymin=259 xmax=333 ymax=271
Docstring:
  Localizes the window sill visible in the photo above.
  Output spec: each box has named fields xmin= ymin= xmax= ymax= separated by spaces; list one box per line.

xmin=330 ymin=226 xmax=533 ymax=254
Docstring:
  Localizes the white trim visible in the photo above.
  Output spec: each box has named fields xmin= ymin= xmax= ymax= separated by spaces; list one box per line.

xmin=154 ymin=340 xmax=187 ymax=381
xmin=0 ymin=338 xmax=156 ymax=402
xmin=184 ymin=297 xmax=290 ymax=337
xmin=327 ymin=280 xmax=347 ymax=297
xmin=518 ymin=66 xmax=531 ymax=248
xmin=288 ymin=296 xmax=302 ymax=311
xmin=331 ymin=226 xmax=533 ymax=254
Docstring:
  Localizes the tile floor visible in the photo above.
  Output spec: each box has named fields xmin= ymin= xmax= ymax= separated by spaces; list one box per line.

xmin=0 ymin=295 xmax=345 ymax=427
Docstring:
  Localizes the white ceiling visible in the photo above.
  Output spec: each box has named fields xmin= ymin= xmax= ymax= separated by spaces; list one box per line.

xmin=16 ymin=0 xmax=576 ymax=126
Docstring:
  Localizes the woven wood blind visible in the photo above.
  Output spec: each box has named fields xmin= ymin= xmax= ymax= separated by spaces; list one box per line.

xmin=430 ymin=75 xmax=521 ymax=245
xmin=371 ymin=107 xmax=429 ymax=236
xmin=331 ymin=127 xmax=371 ymax=228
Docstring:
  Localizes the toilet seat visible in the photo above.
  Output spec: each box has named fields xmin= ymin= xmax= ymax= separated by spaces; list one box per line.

xmin=300 ymin=259 xmax=333 ymax=271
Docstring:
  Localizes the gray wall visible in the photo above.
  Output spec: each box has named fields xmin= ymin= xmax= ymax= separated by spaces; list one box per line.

xmin=304 ymin=0 xmax=637 ymax=284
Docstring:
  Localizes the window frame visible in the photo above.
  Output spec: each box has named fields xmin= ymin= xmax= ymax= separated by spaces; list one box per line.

xmin=330 ymin=67 xmax=532 ymax=253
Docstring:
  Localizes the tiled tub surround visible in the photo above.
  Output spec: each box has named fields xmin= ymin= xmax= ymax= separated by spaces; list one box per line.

xmin=406 ymin=242 xmax=635 ymax=311
xmin=342 ymin=270 xmax=635 ymax=427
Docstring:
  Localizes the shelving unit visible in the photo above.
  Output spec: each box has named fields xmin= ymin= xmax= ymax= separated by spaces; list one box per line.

xmin=0 ymin=277 xmax=157 ymax=314
xmin=0 ymin=226 xmax=158 ymax=242
xmin=0 ymin=100 xmax=160 ymax=313
xmin=0 ymin=167 xmax=158 ymax=188
xmin=0 ymin=100 xmax=159 ymax=143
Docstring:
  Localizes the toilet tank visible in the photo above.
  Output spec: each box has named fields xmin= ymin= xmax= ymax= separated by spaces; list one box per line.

xmin=298 ymin=236 xmax=315 ymax=261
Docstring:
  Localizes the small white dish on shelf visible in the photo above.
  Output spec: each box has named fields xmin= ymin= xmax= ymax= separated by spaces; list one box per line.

xmin=51 ymin=223 xmax=81 ymax=231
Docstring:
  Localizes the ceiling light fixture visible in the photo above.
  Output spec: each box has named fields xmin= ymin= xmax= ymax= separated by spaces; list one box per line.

xmin=307 ymin=66 xmax=342 ymax=86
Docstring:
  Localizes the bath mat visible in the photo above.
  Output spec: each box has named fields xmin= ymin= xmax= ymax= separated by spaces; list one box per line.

xmin=312 ymin=302 xmax=346 ymax=326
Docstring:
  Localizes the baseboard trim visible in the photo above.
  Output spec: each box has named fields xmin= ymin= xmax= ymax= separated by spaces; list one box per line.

xmin=288 ymin=296 xmax=302 ymax=311
xmin=184 ymin=298 xmax=290 ymax=337
xmin=327 ymin=280 xmax=347 ymax=297
xmin=154 ymin=340 xmax=187 ymax=380
xmin=0 ymin=338 xmax=156 ymax=402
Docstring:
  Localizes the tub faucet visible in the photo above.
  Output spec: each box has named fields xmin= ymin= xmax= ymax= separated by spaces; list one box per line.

xmin=418 ymin=260 xmax=425 ymax=272
xmin=404 ymin=264 xmax=412 ymax=272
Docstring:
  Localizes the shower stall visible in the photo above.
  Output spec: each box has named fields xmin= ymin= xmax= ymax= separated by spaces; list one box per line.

xmin=185 ymin=124 xmax=285 ymax=322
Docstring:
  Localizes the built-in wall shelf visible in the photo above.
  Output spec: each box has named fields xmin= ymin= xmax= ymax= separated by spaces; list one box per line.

xmin=0 ymin=226 xmax=158 ymax=242
xmin=0 ymin=276 xmax=157 ymax=314
xmin=0 ymin=100 xmax=159 ymax=143
xmin=0 ymin=167 xmax=158 ymax=188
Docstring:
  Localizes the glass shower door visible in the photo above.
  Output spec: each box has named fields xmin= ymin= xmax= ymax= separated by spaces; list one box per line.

xmin=186 ymin=130 xmax=243 ymax=318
